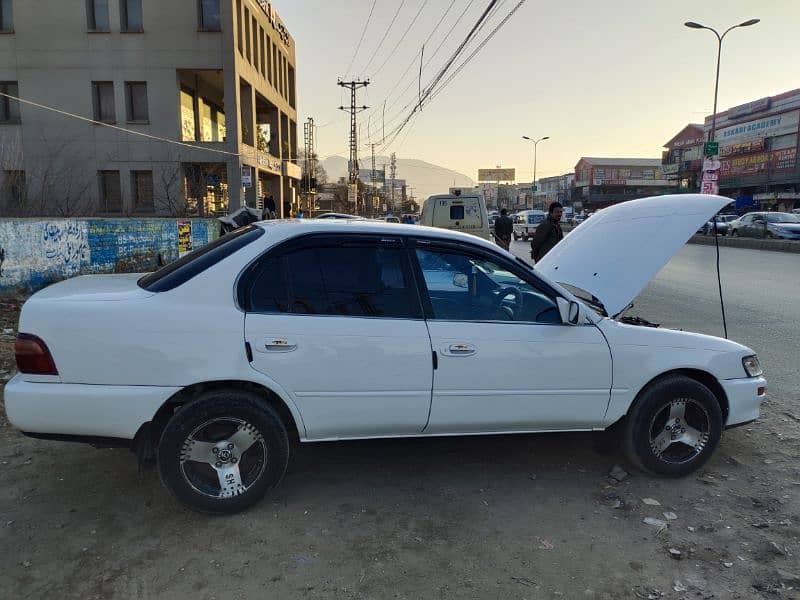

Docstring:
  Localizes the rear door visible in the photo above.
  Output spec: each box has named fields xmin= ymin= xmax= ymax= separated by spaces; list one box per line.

xmin=241 ymin=235 xmax=433 ymax=440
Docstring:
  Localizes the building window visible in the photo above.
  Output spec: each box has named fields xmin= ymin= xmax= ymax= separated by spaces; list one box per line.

xmin=0 ymin=82 xmax=20 ymax=123
xmin=199 ymin=0 xmax=220 ymax=31
xmin=99 ymin=170 xmax=122 ymax=212
xmin=121 ymin=0 xmax=143 ymax=32
xmin=87 ymin=0 xmax=110 ymax=31
xmin=259 ymin=27 xmax=266 ymax=78
xmin=288 ymin=66 xmax=296 ymax=108
xmin=132 ymin=170 xmax=154 ymax=212
xmin=92 ymin=81 xmax=116 ymax=123
xmin=0 ymin=0 xmax=13 ymax=32
xmin=236 ymin=0 xmax=242 ymax=52
xmin=272 ymin=42 xmax=277 ymax=88
xmin=244 ymin=8 xmax=251 ymax=62
xmin=266 ymin=37 xmax=272 ymax=85
xmin=252 ymin=17 xmax=259 ymax=71
xmin=125 ymin=81 xmax=148 ymax=122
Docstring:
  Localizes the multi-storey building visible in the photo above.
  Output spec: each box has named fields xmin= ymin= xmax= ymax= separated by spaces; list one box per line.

xmin=0 ymin=0 xmax=300 ymax=217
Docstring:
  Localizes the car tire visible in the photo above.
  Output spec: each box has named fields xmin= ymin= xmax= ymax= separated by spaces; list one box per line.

xmin=623 ymin=375 xmax=723 ymax=477
xmin=157 ymin=390 xmax=289 ymax=515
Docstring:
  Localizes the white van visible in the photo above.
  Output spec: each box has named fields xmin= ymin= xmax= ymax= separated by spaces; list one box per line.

xmin=512 ymin=210 xmax=547 ymax=240
xmin=420 ymin=193 xmax=490 ymax=240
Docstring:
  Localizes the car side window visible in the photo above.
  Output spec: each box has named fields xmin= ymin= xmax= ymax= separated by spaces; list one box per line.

xmin=415 ymin=248 xmax=561 ymax=324
xmin=247 ymin=242 xmax=418 ymax=318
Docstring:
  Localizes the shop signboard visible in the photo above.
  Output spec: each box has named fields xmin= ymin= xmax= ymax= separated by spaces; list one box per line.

xmin=717 ymin=110 xmax=799 ymax=147
xmin=720 ymin=147 xmax=797 ymax=177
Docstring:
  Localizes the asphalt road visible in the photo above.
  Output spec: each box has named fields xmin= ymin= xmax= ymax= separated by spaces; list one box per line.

xmin=518 ymin=241 xmax=798 ymax=401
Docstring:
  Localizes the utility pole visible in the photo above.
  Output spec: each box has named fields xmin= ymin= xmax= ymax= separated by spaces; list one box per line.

xmin=370 ymin=143 xmax=377 ymax=217
xmin=303 ymin=117 xmax=316 ymax=215
xmin=389 ymin=152 xmax=397 ymax=212
xmin=338 ymin=78 xmax=369 ymax=215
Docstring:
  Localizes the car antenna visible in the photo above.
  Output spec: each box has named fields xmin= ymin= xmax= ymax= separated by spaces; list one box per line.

xmin=713 ymin=214 xmax=728 ymax=339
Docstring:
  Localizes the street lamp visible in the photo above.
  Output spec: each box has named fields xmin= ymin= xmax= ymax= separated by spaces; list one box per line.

xmin=522 ymin=135 xmax=549 ymax=209
xmin=684 ymin=18 xmax=760 ymax=142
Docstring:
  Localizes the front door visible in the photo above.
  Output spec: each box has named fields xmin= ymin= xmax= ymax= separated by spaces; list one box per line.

xmin=241 ymin=235 xmax=433 ymax=440
xmin=412 ymin=243 xmax=612 ymax=433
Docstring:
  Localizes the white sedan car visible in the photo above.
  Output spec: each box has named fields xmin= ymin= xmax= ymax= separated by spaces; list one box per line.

xmin=5 ymin=195 xmax=765 ymax=514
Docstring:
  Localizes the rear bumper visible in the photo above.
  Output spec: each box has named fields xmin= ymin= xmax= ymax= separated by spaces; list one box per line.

xmin=3 ymin=375 xmax=180 ymax=440
xmin=722 ymin=376 xmax=766 ymax=427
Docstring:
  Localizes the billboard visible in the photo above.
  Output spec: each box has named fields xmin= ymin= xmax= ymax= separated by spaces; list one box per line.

xmin=478 ymin=168 xmax=515 ymax=182
xmin=721 ymin=147 xmax=797 ymax=177
xmin=718 ymin=110 xmax=799 ymax=147
xmin=358 ymin=168 xmax=386 ymax=184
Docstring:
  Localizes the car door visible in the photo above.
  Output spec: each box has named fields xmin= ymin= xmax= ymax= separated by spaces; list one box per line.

xmin=411 ymin=240 xmax=612 ymax=433
xmin=241 ymin=234 xmax=433 ymax=440
xmin=738 ymin=214 xmax=755 ymax=236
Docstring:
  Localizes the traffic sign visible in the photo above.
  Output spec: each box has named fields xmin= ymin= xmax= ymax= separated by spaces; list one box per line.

xmin=704 ymin=141 xmax=719 ymax=157
xmin=531 ymin=185 xmax=538 ymax=192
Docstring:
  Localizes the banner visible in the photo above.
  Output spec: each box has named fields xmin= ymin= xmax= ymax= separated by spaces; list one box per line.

xmin=721 ymin=148 xmax=797 ymax=177
xmin=177 ymin=221 xmax=193 ymax=257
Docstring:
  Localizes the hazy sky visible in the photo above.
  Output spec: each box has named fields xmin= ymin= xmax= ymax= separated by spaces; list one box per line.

xmin=280 ymin=0 xmax=799 ymax=183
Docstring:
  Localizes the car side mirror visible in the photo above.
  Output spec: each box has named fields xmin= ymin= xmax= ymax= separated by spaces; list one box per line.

xmin=754 ymin=218 xmax=766 ymax=224
xmin=557 ymin=297 xmax=582 ymax=325
xmin=453 ymin=273 xmax=468 ymax=289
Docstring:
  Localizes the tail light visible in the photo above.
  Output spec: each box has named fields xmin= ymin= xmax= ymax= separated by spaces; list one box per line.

xmin=15 ymin=333 xmax=59 ymax=375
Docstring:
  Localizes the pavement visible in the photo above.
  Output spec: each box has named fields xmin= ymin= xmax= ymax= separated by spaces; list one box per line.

xmin=0 ymin=243 xmax=799 ymax=599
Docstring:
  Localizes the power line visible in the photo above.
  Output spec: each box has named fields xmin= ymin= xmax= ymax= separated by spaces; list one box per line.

xmin=343 ymin=0 xmax=378 ymax=78
xmin=361 ymin=0 xmax=408 ymax=76
xmin=368 ymin=0 xmax=431 ymax=78
xmin=0 ymin=91 xmax=241 ymax=156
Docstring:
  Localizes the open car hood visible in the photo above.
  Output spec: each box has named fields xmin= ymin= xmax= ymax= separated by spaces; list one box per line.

xmin=535 ymin=194 xmax=730 ymax=317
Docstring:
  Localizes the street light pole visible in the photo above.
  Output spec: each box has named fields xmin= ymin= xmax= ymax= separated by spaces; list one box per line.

xmin=522 ymin=135 xmax=549 ymax=209
xmin=685 ymin=19 xmax=760 ymax=142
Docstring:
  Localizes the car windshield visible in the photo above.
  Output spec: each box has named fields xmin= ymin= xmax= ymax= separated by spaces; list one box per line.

xmin=766 ymin=213 xmax=800 ymax=223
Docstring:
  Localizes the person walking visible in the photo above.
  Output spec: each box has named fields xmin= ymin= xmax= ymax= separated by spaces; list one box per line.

xmin=493 ymin=208 xmax=514 ymax=251
xmin=530 ymin=202 xmax=564 ymax=262
xmin=263 ymin=194 xmax=277 ymax=219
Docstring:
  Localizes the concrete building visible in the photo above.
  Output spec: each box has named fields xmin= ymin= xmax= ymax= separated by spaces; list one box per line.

xmin=573 ymin=157 xmax=671 ymax=210
xmin=0 ymin=0 xmax=300 ymax=217
xmin=662 ymin=124 xmax=704 ymax=193
xmin=705 ymin=89 xmax=800 ymax=212
xmin=537 ymin=173 xmax=575 ymax=209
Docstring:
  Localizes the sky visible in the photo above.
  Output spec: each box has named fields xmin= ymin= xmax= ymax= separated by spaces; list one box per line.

xmin=279 ymin=0 xmax=800 ymax=183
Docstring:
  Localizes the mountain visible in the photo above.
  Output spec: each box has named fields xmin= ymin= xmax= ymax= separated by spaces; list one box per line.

xmin=321 ymin=155 xmax=475 ymax=201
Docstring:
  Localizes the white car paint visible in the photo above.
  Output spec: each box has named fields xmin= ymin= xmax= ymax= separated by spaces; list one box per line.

xmin=537 ymin=194 xmax=731 ymax=317
xmin=5 ymin=202 xmax=764 ymax=450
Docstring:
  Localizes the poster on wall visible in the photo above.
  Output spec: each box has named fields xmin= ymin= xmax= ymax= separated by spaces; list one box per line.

xmin=177 ymin=221 xmax=193 ymax=257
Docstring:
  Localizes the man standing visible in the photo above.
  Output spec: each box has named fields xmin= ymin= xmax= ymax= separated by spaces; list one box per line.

xmin=493 ymin=208 xmax=514 ymax=251
xmin=530 ymin=202 xmax=564 ymax=262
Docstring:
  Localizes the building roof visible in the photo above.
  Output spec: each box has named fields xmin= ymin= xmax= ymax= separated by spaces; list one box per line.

xmin=663 ymin=124 xmax=704 ymax=148
xmin=578 ymin=157 xmax=663 ymax=167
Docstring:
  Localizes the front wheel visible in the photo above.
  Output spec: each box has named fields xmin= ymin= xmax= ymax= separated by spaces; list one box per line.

xmin=623 ymin=376 xmax=723 ymax=477
xmin=158 ymin=390 xmax=289 ymax=514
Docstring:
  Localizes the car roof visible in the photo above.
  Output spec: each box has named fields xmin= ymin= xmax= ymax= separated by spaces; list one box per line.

xmin=255 ymin=219 xmax=499 ymax=251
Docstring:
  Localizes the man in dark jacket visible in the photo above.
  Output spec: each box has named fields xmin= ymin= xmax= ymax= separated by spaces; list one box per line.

xmin=493 ymin=208 xmax=514 ymax=251
xmin=530 ymin=202 xmax=564 ymax=262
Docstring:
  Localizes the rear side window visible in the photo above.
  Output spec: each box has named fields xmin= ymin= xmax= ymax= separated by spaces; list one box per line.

xmin=449 ymin=205 xmax=465 ymax=220
xmin=138 ymin=225 xmax=264 ymax=292
xmin=244 ymin=242 xmax=419 ymax=318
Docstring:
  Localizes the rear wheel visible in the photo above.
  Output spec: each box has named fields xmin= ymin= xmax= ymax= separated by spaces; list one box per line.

xmin=157 ymin=390 xmax=289 ymax=514
xmin=623 ymin=375 xmax=723 ymax=477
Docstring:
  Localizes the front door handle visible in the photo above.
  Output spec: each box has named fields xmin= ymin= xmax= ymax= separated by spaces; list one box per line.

xmin=443 ymin=343 xmax=477 ymax=356
xmin=256 ymin=338 xmax=297 ymax=353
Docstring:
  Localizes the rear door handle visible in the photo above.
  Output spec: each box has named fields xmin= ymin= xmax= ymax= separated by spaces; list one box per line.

xmin=256 ymin=338 xmax=297 ymax=353
xmin=443 ymin=343 xmax=477 ymax=356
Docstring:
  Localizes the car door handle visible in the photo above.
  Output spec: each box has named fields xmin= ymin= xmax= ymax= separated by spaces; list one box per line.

xmin=443 ymin=343 xmax=477 ymax=356
xmin=258 ymin=338 xmax=297 ymax=353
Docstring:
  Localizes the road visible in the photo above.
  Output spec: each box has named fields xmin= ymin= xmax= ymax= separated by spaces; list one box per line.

xmin=1 ymin=243 xmax=799 ymax=600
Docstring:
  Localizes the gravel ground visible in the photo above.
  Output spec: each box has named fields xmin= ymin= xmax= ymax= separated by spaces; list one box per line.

xmin=1 ymin=246 xmax=799 ymax=599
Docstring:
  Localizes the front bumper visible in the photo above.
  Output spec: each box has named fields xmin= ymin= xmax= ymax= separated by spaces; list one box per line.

xmin=721 ymin=376 xmax=766 ymax=427
xmin=3 ymin=375 xmax=180 ymax=439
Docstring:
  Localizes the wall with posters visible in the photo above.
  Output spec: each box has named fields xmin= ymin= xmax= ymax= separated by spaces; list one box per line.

xmin=0 ymin=218 xmax=219 ymax=295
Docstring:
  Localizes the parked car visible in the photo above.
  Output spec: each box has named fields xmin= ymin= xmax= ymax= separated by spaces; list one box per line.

xmin=382 ymin=215 xmax=401 ymax=223
xmin=315 ymin=212 xmax=364 ymax=220
xmin=512 ymin=209 xmax=547 ymax=240
xmin=5 ymin=194 xmax=765 ymax=514
xmin=729 ymin=212 xmax=800 ymax=239
xmin=699 ymin=214 xmax=738 ymax=235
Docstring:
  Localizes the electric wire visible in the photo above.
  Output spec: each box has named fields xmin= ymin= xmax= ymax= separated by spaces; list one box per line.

xmin=343 ymin=0 xmax=379 ymax=78
xmin=360 ymin=0 xmax=409 ymax=76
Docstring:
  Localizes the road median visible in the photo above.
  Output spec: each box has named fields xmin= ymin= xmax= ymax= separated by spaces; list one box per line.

xmin=688 ymin=234 xmax=800 ymax=253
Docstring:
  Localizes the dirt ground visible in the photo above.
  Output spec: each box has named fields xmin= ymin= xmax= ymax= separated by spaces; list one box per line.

xmin=1 ymin=299 xmax=799 ymax=600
